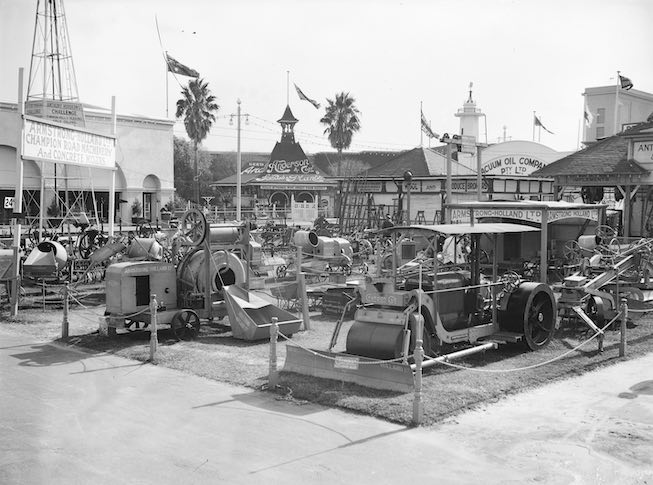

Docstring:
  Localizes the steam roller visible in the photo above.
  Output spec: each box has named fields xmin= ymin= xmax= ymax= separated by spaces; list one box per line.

xmin=283 ymin=223 xmax=557 ymax=392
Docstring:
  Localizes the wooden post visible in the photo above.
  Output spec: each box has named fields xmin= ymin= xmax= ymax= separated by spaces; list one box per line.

xmin=149 ymin=294 xmax=158 ymax=361
xmin=619 ymin=298 xmax=628 ymax=357
xmin=412 ymin=314 xmax=424 ymax=426
xmin=269 ymin=316 xmax=279 ymax=388
xmin=61 ymin=283 xmax=69 ymax=339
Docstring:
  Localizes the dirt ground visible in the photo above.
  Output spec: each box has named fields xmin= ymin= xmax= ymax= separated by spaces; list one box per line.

xmin=2 ymin=286 xmax=653 ymax=427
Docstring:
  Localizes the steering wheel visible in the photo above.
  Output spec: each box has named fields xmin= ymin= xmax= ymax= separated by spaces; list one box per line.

xmin=595 ymin=224 xmax=617 ymax=243
xmin=500 ymin=271 xmax=521 ymax=293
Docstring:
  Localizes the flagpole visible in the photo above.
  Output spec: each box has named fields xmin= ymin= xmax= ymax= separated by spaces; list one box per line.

xmin=165 ymin=51 xmax=169 ymax=118
xmin=614 ymin=70 xmax=620 ymax=135
xmin=420 ymin=101 xmax=423 ymax=147
xmin=532 ymin=111 xmax=535 ymax=141
xmin=576 ymin=119 xmax=581 ymax=149
xmin=286 ymin=70 xmax=289 ymax=105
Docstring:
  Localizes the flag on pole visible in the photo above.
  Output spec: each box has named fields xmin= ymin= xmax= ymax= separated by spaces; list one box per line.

xmin=534 ymin=115 xmax=554 ymax=134
xmin=166 ymin=53 xmax=199 ymax=77
xmin=294 ymin=84 xmax=320 ymax=109
xmin=421 ymin=109 xmax=438 ymax=139
xmin=584 ymin=102 xmax=594 ymax=127
xmin=619 ymin=74 xmax=633 ymax=90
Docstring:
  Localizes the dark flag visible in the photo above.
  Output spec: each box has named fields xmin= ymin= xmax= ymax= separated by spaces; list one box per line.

xmin=534 ymin=115 xmax=554 ymax=134
xmin=294 ymin=84 xmax=320 ymax=109
xmin=166 ymin=54 xmax=199 ymax=77
xmin=619 ymin=74 xmax=633 ymax=90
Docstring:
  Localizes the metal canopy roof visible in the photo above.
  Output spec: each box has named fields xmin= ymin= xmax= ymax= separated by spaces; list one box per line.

xmin=385 ymin=223 xmax=540 ymax=235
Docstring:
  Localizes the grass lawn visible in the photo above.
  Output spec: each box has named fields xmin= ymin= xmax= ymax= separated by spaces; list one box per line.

xmin=2 ymin=291 xmax=653 ymax=427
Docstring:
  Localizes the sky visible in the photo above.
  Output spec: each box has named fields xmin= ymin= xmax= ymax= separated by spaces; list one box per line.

xmin=1 ymin=0 xmax=653 ymax=155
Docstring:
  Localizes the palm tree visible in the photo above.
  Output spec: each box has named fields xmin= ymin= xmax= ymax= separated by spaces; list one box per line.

xmin=175 ymin=78 xmax=219 ymax=205
xmin=320 ymin=92 xmax=361 ymax=176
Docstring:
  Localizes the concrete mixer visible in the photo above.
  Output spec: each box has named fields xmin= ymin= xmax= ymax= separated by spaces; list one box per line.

xmin=22 ymin=240 xmax=68 ymax=280
xmin=292 ymin=230 xmax=353 ymax=275
xmin=102 ymin=209 xmax=301 ymax=341
xmin=284 ymin=222 xmax=558 ymax=392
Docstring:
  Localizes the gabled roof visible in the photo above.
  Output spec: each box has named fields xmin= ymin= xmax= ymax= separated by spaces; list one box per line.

xmin=532 ymin=135 xmax=647 ymax=177
xmin=364 ymin=146 xmax=475 ymax=178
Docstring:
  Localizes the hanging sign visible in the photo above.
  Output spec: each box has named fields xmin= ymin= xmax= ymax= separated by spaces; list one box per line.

xmin=25 ymin=100 xmax=86 ymax=127
xmin=22 ymin=117 xmax=116 ymax=169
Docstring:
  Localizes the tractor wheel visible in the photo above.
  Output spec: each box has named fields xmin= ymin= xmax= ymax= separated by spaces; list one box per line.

xmin=171 ymin=310 xmax=200 ymax=341
xmin=499 ymin=282 xmax=556 ymax=350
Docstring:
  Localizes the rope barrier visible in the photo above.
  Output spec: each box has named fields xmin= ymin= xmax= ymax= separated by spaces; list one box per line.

xmin=429 ymin=312 xmax=623 ymax=373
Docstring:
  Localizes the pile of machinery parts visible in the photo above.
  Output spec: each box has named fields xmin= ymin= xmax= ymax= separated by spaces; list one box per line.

xmin=103 ymin=209 xmax=301 ymax=341
xmin=284 ymin=222 xmax=557 ymax=392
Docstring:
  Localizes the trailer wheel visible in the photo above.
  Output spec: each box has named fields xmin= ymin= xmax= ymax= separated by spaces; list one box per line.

xmin=171 ymin=310 xmax=200 ymax=341
xmin=499 ymin=282 xmax=556 ymax=350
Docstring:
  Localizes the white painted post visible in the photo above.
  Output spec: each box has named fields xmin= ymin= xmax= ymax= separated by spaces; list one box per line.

xmin=149 ymin=294 xmax=158 ymax=361
xmin=412 ymin=314 xmax=424 ymax=426
xmin=269 ymin=316 xmax=279 ymax=388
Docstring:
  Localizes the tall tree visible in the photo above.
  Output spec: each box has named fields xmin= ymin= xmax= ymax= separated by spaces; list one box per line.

xmin=320 ymin=92 xmax=361 ymax=176
xmin=175 ymin=78 xmax=219 ymax=205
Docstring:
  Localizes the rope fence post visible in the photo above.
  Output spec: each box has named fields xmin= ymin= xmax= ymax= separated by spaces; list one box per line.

xmin=619 ymin=297 xmax=628 ymax=358
xmin=62 ymin=283 xmax=69 ymax=339
xmin=149 ymin=293 xmax=158 ymax=361
xmin=412 ymin=314 xmax=424 ymax=426
xmin=269 ymin=316 xmax=279 ymax=388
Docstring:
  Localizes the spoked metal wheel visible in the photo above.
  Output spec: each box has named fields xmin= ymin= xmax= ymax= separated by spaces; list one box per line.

xmin=524 ymin=292 xmax=556 ymax=349
xmin=179 ymin=209 xmax=207 ymax=246
xmin=171 ymin=310 xmax=200 ymax=341
xmin=78 ymin=231 xmax=100 ymax=259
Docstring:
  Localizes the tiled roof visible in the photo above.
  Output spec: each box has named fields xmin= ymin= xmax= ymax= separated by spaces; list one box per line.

xmin=532 ymin=135 xmax=647 ymax=177
xmin=364 ymin=146 xmax=475 ymax=178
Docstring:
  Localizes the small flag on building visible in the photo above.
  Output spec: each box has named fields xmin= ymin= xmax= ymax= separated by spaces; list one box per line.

xmin=534 ymin=115 xmax=554 ymax=134
xmin=421 ymin=109 xmax=439 ymax=139
xmin=166 ymin=53 xmax=199 ymax=77
xmin=584 ymin=102 xmax=594 ymax=127
xmin=294 ymin=84 xmax=320 ymax=109
xmin=619 ymin=74 xmax=633 ymax=90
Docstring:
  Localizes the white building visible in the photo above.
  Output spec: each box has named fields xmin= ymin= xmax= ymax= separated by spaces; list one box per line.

xmin=0 ymin=102 xmax=175 ymax=226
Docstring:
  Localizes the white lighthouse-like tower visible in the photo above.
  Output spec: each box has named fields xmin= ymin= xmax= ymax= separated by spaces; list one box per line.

xmin=454 ymin=82 xmax=484 ymax=168
xmin=455 ymin=82 xmax=484 ymax=141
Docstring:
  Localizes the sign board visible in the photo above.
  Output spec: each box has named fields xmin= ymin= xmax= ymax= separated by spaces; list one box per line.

xmin=634 ymin=141 xmax=653 ymax=166
xmin=460 ymin=135 xmax=477 ymax=154
xmin=22 ymin=117 xmax=116 ymax=169
xmin=481 ymin=155 xmax=548 ymax=176
xmin=4 ymin=197 xmax=14 ymax=209
xmin=25 ymin=100 xmax=86 ymax=127
xmin=451 ymin=207 xmax=599 ymax=224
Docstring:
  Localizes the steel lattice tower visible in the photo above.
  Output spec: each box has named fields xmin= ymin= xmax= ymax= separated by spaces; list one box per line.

xmin=27 ymin=0 xmax=80 ymax=102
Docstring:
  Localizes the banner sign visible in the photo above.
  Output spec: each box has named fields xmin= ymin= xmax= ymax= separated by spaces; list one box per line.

xmin=22 ymin=117 xmax=116 ymax=169
xmin=25 ymin=100 xmax=86 ymax=127
xmin=451 ymin=207 xmax=599 ymax=224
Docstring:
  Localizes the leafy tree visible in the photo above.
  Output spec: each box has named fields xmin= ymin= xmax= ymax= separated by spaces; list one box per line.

xmin=174 ymin=137 xmax=213 ymax=202
xmin=175 ymin=78 xmax=219 ymax=204
xmin=320 ymin=92 xmax=361 ymax=175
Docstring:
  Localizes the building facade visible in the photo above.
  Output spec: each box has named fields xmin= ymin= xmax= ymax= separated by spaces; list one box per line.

xmin=583 ymin=85 xmax=653 ymax=144
xmin=0 ymin=102 xmax=175 ymax=227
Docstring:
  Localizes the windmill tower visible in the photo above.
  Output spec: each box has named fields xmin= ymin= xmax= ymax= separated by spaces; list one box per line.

xmin=26 ymin=0 xmax=85 ymax=127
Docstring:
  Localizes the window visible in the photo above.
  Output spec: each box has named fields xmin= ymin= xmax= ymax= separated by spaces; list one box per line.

xmin=596 ymin=108 xmax=605 ymax=124
xmin=596 ymin=126 xmax=605 ymax=138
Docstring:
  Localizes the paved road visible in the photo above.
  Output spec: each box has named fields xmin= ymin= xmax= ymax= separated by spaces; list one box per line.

xmin=1 ymin=329 xmax=652 ymax=484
